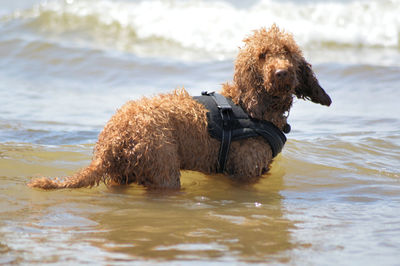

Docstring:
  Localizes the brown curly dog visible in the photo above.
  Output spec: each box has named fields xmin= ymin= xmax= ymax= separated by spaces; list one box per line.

xmin=28 ymin=25 xmax=331 ymax=189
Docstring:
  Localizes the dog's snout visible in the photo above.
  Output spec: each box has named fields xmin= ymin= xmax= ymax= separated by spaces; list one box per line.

xmin=275 ymin=69 xmax=289 ymax=79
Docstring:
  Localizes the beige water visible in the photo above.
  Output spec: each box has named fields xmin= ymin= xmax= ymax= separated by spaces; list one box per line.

xmin=1 ymin=135 xmax=399 ymax=264
xmin=1 ymin=143 xmax=289 ymax=263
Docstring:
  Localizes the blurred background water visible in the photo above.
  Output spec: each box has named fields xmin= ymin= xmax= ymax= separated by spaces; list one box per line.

xmin=0 ymin=0 xmax=399 ymax=264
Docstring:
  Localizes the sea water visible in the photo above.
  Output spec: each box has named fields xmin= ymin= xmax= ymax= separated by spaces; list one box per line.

xmin=0 ymin=0 xmax=399 ymax=264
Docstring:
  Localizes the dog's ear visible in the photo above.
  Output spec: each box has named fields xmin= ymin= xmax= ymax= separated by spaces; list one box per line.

xmin=295 ymin=60 xmax=332 ymax=106
xmin=234 ymin=56 xmax=264 ymax=93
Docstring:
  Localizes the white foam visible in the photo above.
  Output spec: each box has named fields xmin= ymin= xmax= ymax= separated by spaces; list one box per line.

xmin=7 ymin=0 xmax=400 ymax=59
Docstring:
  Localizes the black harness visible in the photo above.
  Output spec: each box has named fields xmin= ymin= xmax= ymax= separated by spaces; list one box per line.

xmin=193 ymin=91 xmax=289 ymax=173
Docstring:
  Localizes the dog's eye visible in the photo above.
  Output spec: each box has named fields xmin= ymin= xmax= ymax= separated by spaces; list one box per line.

xmin=282 ymin=45 xmax=291 ymax=55
xmin=259 ymin=52 xmax=266 ymax=60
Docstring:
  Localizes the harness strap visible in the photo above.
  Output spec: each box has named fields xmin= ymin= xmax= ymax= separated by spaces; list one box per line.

xmin=209 ymin=92 xmax=232 ymax=111
xmin=202 ymin=91 xmax=232 ymax=173
xmin=196 ymin=91 xmax=288 ymax=174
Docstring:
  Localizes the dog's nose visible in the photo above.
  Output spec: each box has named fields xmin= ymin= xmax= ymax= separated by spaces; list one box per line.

xmin=275 ymin=69 xmax=288 ymax=79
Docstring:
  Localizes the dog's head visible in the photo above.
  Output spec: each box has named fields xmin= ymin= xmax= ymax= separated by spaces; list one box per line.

xmin=233 ymin=25 xmax=331 ymax=107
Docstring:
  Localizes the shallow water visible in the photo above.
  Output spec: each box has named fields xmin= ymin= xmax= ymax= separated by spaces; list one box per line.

xmin=1 ymin=0 xmax=400 ymax=265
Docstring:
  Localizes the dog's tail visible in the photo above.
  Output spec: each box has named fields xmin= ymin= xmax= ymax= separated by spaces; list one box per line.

xmin=28 ymin=159 xmax=105 ymax=189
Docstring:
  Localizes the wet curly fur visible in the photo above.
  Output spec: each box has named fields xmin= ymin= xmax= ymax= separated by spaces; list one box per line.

xmin=28 ymin=25 xmax=331 ymax=190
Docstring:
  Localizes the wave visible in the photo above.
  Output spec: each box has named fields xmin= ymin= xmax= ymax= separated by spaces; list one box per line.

xmin=2 ymin=0 xmax=400 ymax=59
